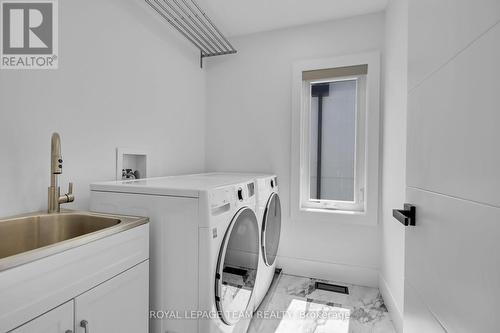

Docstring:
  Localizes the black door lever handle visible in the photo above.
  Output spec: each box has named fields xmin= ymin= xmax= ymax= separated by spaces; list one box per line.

xmin=393 ymin=204 xmax=416 ymax=226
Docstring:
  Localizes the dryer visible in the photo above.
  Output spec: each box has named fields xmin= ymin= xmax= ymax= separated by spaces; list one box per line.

xmin=90 ymin=174 xmax=259 ymax=333
xmin=247 ymin=174 xmax=281 ymax=311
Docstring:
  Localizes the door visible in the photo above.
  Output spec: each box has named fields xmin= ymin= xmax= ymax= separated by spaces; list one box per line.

xmin=404 ymin=1 xmax=500 ymax=332
xmin=215 ymin=207 xmax=259 ymax=326
xmin=262 ymin=192 xmax=281 ymax=266
xmin=10 ymin=301 xmax=73 ymax=333
xmin=75 ymin=261 xmax=149 ymax=333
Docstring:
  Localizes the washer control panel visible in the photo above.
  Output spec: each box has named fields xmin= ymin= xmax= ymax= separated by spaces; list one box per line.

xmin=209 ymin=181 xmax=256 ymax=216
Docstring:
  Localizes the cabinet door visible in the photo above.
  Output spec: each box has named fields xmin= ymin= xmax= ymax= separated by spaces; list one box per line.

xmin=75 ymin=260 xmax=149 ymax=333
xmin=10 ymin=301 xmax=73 ymax=333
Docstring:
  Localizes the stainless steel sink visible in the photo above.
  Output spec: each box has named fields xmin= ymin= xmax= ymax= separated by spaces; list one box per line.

xmin=0 ymin=211 xmax=148 ymax=272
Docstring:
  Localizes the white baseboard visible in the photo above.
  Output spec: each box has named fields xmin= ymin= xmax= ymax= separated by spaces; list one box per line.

xmin=379 ymin=273 xmax=404 ymax=333
xmin=276 ymin=255 xmax=378 ymax=287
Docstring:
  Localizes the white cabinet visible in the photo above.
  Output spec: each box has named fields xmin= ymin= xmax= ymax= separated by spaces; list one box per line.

xmin=0 ymin=224 xmax=149 ymax=333
xmin=8 ymin=261 xmax=149 ymax=333
xmin=74 ymin=261 xmax=149 ymax=333
xmin=10 ymin=301 xmax=73 ymax=333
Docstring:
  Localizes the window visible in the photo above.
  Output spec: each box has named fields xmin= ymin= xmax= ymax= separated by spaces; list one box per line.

xmin=303 ymin=69 xmax=366 ymax=211
xmin=291 ymin=53 xmax=380 ymax=222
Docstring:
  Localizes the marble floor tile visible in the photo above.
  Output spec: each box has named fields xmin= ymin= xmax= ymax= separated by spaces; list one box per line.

xmin=248 ymin=273 xmax=396 ymax=333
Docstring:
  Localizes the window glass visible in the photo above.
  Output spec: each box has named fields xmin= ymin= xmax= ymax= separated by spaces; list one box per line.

xmin=309 ymin=79 xmax=357 ymax=202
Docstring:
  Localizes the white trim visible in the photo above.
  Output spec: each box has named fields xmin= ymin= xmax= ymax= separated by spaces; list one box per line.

xmin=290 ymin=51 xmax=381 ymax=226
xmin=379 ymin=273 xmax=404 ymax=333
xmin=276 ymin=255 xmax=378 ymax=288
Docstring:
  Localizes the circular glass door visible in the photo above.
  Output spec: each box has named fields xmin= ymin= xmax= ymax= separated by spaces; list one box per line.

xmin=262 ymin=193 xmax=281 ymax=266
xmin=215 ymin=207 xmax=259 ymax=325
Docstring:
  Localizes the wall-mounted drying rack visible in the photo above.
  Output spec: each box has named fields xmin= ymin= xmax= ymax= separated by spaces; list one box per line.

xmin=145 ymin=0 xmax=237 ymax=68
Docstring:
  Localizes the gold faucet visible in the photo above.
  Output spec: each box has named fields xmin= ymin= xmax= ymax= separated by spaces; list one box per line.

xmin=48 ymin=133 xmax=75 ymax=213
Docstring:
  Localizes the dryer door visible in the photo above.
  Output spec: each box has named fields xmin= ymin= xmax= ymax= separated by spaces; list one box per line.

xmin=215 ymin=207 xmax=259 ymax=326
xmin=262 ymin=193 xmax=281 ymax=266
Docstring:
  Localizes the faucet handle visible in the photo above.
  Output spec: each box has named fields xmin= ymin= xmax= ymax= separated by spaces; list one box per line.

xmin=64 ymin=182 xmax=75 ymax=203
xmin=58 ymin=182 xmax=75 ymax=204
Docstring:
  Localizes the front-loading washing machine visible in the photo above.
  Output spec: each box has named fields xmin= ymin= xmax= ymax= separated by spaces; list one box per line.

xmin=90 ymin=174 xmax=260 ymax=333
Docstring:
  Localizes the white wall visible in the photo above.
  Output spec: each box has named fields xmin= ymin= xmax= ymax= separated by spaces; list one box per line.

xmin=404 ymin=0 xmax=500 ymax=332
xmin=379 ymin=0 xmax=407 ymax=332
xmin=205 ymin=13 xmax=385 ymax=287
xmin=0 ymin=0 xmax=206 ymax=217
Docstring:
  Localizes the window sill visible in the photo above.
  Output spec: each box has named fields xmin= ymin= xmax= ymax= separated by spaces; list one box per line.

xmin=292 ymin=205 xmax=377 ymax=227
xmin=300 ymin=206 xmax=366 ymax=216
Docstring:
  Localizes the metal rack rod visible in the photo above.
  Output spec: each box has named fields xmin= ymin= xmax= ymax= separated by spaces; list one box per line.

xmin=158 ymin=0 xmax=217 ymax=54
xmin=187 ymin=0 xmax=235 ymax=52
xmin=179 ymin=0 xmax=228 ymax=53
xmin=144 ymin=0 xmax=237 ymax=67
xmin=202 ymin=51 xmax=236 ymax=58
xmin=146 ymin=0 xmax=211 ymax=55
xmin=170 ymin=0 xmax=224 ymax=54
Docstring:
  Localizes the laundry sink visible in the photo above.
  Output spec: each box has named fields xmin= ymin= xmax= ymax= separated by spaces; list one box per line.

xmin=0 ymin=211 xmax=148 ymax=271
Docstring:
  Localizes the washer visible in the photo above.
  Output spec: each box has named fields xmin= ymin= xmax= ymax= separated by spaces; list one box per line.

xmin=90 ymin=174 xmax=259 ymax=333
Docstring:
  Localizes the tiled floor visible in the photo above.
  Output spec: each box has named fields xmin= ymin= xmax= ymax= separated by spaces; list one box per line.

xmin=247 ymin=273 xmax=396 ymax=333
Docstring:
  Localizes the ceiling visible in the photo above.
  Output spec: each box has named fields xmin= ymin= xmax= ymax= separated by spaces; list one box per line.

xmin=196 ymin=0 xmax=389 ymax=37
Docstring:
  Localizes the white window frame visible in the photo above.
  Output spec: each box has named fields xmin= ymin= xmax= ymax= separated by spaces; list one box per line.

xmin=291 ymin=52 xmax=380 ymax=225
xmin=301 ymin=75 xmax=366 ymax=212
